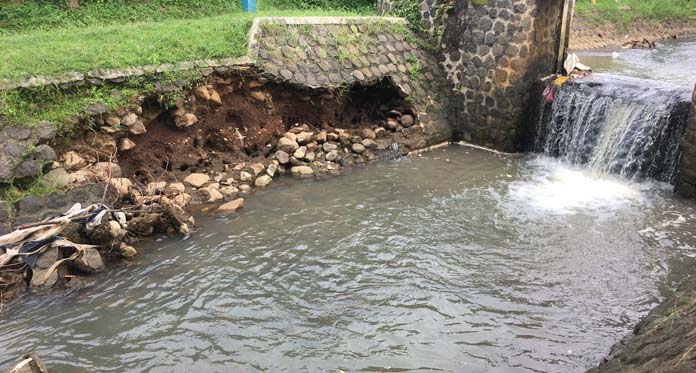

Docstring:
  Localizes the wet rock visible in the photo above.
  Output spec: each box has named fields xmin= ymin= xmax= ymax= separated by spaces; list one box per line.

xmin=386 ymin=118 xmax=399 ymax=131
xmin=172 ymin=193 xmax=192 ymax=207
xmin=200 ymin=187 xmax=223 ymax=202
xmin=291 ymin=165 xmax=314 ymax=177
xmin=400 ymin=114 xmax=415 ymax=127
xmin=118 ymin=242 xmax=139 ymax=259
xmin=275 ymin=150 xmax=290 ymax=164
xmin=250 ymin=163 xmax=265 ymax=176
xmin=63 ymin=151 xmax=88 ymax=171
xmin=239 ymin=184 xmax=252 ymax=193
xmin=34 ymin=247 xmax=61 ymax=269
xmin=72 ymin=247 xmax=105 ymax=274
xmin=316 ymin=130 xmax=328 ymax=143
xmin=119 ymin=138 xmax=136 ymax=151
xmin=217 ymin=198 xmax=244 ymax=213
xmin=323 ymin=142 xmax=338 ymax=152
xmin=255 ymin=175 xmax=272 ymax=187
xmin=220 ymin=186 xmax=239 ymax=198
xmin=165 ymin=182 xmax=186 ymax=196
xmin=362 ymin=139 xmax=378 ymax=149
xmin=278 ymin=137 xmax=299 ymax=153
xmin=327 ymin=133 xmax=340 ymax=142
xmin=240 ymin=171 xmax=253 ymax=182
xmin=184 ymin=173 xmax=210 ymax=188
xmin=360 ymin=128 xmax=377 ymax=140
xmin=3 ymin=353 xmax=47 ymax=373
xmin=284 ymin=132 xmax=298 ymax=142
xmin=326 ymin=150 xmax=338 ymax=161
xmin=296 ymin=131 xmax=314 ymax=144
xmin=351 ymin=143 xmax=366 ymax=154
xmin=128 ymin=213 xmax=160 ymax=236
xmin=375 ymin=127 xmax=387 ymax=138
xmin=31 ymin=265 xmax=65 ymax=288
xmin=294 ymin=146 xmax=307 ymax=159
xmin=267 ymin=163 xmax=278 ymax=177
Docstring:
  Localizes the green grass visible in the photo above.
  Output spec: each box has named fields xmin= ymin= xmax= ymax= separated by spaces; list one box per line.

xmin=0 ymin=8 xmax=368 ymax=80
xmin=0 ymin=0 xmax=373 ymax=34
xmin=575 ymin=0 xmax=696 ymax=26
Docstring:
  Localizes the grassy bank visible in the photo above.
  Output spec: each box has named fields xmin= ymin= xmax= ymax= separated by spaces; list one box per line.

xmin=575 ymin=0 xmax=696 ymax=26
xmin=0 ymin=1 xmax=373 ymax=128
xmin=0 ymin=10 xmax=369 ymax=80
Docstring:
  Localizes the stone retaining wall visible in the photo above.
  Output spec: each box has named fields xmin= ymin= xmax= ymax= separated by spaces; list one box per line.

xmin=379 ymin=0 xmax=573 ymax=151
xmin=677 ymin=85 xmax=696 ymax=197
xmin=249 ymin=17 xmax=451 ymax=145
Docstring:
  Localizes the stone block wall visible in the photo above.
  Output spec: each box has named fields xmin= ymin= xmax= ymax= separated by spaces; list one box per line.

xmin=677 ymin=85 xmax=696 ymax=197
xmin=379 ymin=0 xmax=571 ymax=151
xmin=248 ymin=17 xmax=452 ymax=145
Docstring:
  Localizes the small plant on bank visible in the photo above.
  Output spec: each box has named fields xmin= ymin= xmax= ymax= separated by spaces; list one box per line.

xmin=406 ymin=55 xmax=421 ymax=80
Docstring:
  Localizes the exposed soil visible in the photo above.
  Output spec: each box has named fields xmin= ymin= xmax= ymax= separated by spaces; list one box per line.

xmin=116 ymin=77 xmax=414 ymax=186
xmin=569 ymin=16 xmax=696 ymax=51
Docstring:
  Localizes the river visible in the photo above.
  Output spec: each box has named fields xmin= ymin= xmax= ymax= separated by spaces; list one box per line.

xmin=2 ymin=146 xmax=696 ymax=372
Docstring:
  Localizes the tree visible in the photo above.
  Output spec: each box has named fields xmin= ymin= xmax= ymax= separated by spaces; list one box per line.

xmin=68 ymin=0 xmax=79 ymax=9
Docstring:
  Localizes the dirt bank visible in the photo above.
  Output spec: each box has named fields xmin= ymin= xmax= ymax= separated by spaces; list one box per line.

xmin=0 ymin=67 xmax=448 ymax=308
xmin=588 ymin=276 xmax=696 ymax=372
xmin=569 ymin=17 xmax=696 ymax=51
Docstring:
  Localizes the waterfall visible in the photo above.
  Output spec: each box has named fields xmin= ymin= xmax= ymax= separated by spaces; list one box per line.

xmin=534 ymin=74 xmax=692 ymax=183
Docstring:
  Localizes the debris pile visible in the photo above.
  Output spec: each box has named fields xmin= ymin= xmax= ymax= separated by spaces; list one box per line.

xmin=0 ymin=198 xmax=193 ymax=302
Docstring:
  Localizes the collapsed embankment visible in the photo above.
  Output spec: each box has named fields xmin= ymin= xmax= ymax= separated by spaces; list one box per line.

xmin=0 ymin=17 xmax=451 ymax=309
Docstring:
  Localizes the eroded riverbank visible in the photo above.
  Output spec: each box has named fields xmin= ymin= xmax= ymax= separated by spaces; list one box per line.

xmin=2 ymin=146 xmax=696 ymax=372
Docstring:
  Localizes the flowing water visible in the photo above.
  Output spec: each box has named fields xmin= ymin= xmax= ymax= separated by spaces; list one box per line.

xmin=2 ymin=146 xmax=696 ymax=372
xmin=535 ymin=73 xmax=691 ymax=183
xmin=577 ymin=39 xmax=696 ymax=89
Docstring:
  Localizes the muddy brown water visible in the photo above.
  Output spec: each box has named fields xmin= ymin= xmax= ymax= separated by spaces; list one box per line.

xmin=2 ymin=146 xmax=696 ymax=372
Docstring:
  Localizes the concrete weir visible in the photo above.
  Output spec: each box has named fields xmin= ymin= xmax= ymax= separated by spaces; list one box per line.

xmin=379 ymin=0 xmax=575 ymax=151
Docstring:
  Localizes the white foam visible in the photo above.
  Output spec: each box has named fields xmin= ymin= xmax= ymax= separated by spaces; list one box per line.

xmin=507 ymin=157 xmax=651 ymax=215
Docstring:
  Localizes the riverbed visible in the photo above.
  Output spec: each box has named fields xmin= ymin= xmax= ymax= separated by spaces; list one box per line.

xmin=2 ymin=146 xmax=695 ymax=372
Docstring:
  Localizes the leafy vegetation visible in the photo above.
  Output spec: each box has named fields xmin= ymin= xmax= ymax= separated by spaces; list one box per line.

xmin=575 ymin=0 xmax=696 ymax=26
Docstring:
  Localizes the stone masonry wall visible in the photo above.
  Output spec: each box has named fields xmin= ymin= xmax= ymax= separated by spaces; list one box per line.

xmin=248 ymin=17 xmax=451 ymax=145
xmin=677 ymin=85 xmax=696 ymax=198
xmin=379 ymin=0 xmax=570 ymax=151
